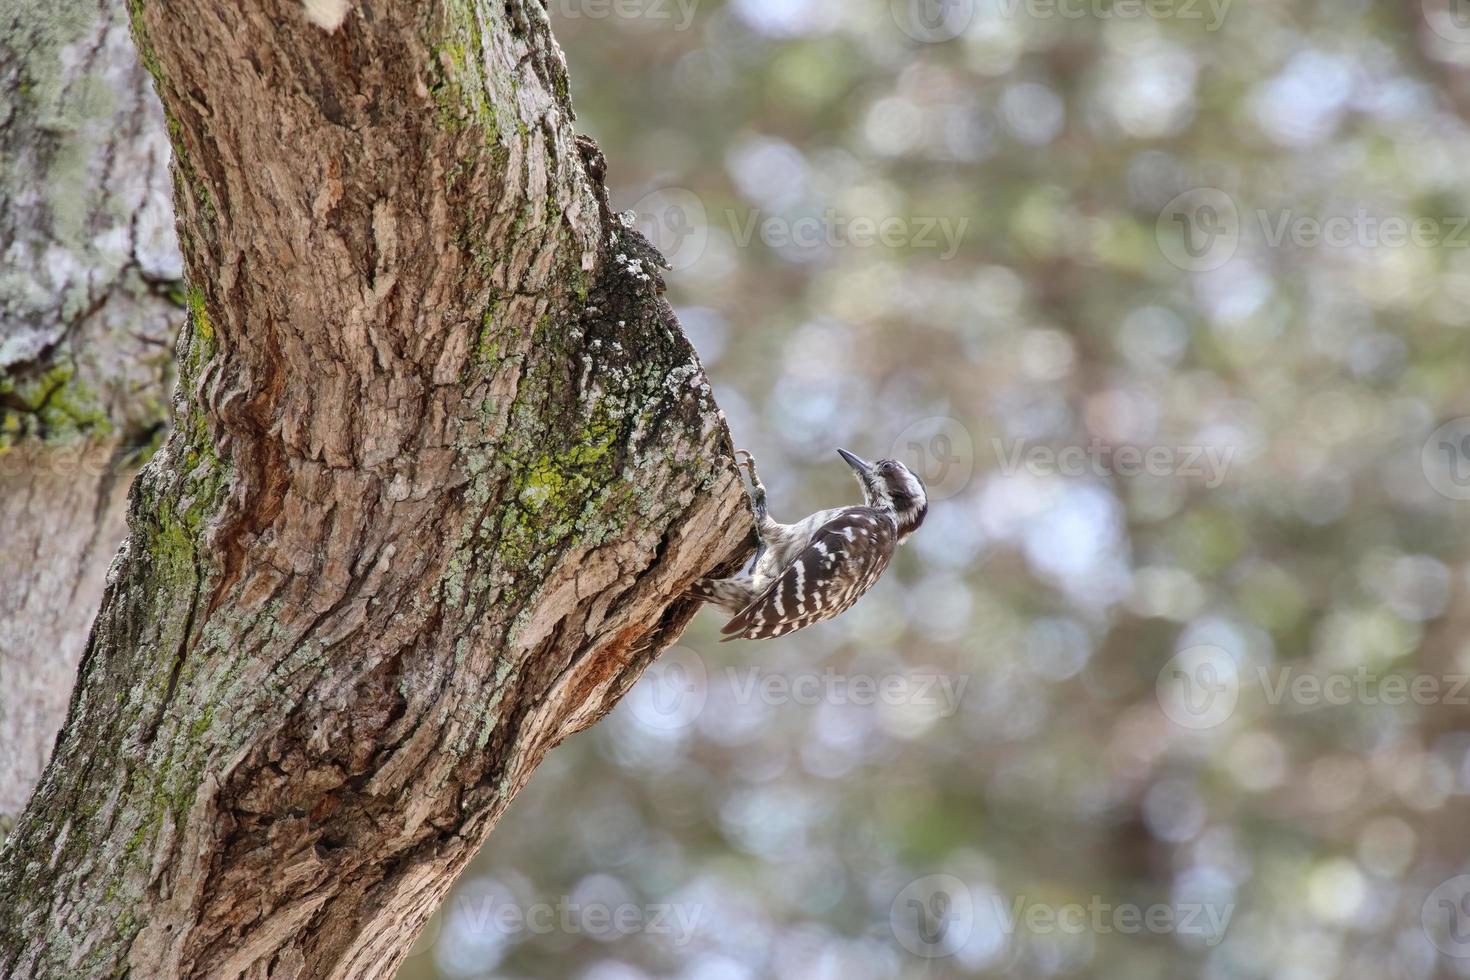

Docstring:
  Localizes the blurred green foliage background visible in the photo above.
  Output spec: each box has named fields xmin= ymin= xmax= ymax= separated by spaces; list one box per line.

xmin=400 ymin=0 xmax=1470 ymax=976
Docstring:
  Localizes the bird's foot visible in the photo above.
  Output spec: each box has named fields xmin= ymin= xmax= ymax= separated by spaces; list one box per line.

xmin=732 ymin=449 xmax=768 ymax=521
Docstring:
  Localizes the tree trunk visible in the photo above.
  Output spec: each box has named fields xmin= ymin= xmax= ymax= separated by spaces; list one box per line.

xmin=0 ymin=1 xmax=750 ymax=976
xmin=0 ymin=0 xmax=183 ymax=827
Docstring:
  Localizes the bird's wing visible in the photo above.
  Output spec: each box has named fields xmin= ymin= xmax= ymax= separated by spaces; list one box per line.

xmin=721 ymin=508 xmax=897 ymax=641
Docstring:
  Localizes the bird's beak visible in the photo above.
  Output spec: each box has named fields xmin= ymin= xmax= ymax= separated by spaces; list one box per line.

xmin=837 ymin=448 xmax=872 ymax=474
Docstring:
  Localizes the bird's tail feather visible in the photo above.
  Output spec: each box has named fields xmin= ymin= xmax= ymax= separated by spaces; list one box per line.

xmin=687 ymin=576 xmax=757 ymax=617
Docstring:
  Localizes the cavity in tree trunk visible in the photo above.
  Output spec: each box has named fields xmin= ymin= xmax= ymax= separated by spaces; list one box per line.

xmin=0 ymin=1 xmax=750 ymax=975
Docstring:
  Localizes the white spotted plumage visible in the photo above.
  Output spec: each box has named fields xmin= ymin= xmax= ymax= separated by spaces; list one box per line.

xmin=689 ymin=448 xmax=929 ymax=641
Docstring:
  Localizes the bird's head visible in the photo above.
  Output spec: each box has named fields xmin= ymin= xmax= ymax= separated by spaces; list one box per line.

xmin=838 ymin=448 xmax=929 ymax=543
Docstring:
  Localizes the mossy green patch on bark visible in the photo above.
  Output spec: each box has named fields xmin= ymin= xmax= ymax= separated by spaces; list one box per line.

xmin=0 ymin=362 xmax=112 ymax=448
xmin=428 ymin=0 xmax=508 ymax=148
xmin=132 ymin=287 xmax=226 ymax=587
xmin=124 ymin=0 xmax=164 ymax=86
xmin=26 ymin=289 xmax=237 ymax=969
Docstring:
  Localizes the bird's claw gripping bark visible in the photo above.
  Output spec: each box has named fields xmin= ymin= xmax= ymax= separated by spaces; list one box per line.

xmin=733 ymin=449 xmax=769 ymax=527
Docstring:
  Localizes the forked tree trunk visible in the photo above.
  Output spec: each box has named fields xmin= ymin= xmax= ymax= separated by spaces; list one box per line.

xmin=0 ymin=0 xmax=183 ymax=827
xmin=0 ymin=1 xmax=750 ymax=976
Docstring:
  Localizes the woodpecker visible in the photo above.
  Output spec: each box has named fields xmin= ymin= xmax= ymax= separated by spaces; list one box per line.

xmin=691 ymin=448 xmax=929 ymax=640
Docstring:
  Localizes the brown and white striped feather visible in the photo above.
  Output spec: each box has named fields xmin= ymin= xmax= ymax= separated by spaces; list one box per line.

xmin=720 ymin=507 xmax=898 ymax=641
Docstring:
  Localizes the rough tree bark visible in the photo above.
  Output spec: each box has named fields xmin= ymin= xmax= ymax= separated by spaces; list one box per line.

xmin=0 ymin=0 xmax=183 ymax=828
xmin=0 ymin=0 xmax=750 ymax=976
